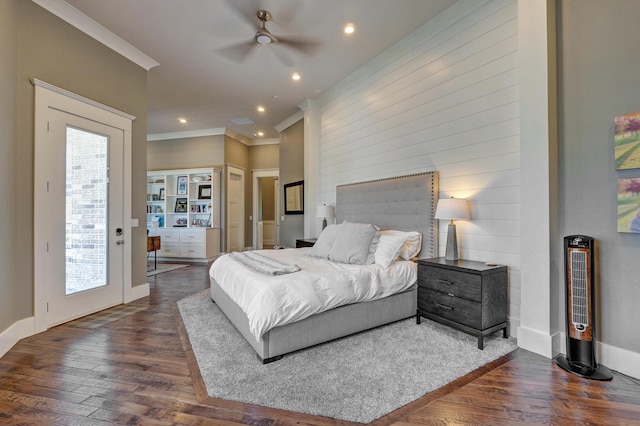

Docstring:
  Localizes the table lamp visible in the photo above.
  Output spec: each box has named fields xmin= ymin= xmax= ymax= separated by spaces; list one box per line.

xmin=316 ymin=204 xmax=335 ymax=230
xmin=434 ymin=197 xmax=470 ymax=261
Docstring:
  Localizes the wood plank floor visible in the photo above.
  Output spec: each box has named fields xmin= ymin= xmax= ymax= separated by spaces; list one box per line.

xmin=1 ymin=263 xmax=639 ymax=425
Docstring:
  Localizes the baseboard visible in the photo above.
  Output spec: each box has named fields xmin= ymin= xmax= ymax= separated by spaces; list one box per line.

xmin=516 ymin=325 xmax=555 ymax=358
xmin=0 ymin=317 xmax=35 ymax=358
xmin=555 ymin=331 xmax=640 ymax=380
xmin=126 ymin=283 xmax=150 ymax=303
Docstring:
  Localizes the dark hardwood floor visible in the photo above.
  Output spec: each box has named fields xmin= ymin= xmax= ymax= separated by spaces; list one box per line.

xmin=1 ymin=263 xmax=639 ymax=425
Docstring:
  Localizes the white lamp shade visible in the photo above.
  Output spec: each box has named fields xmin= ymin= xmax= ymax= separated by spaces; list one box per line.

xmin=316 ymin=204 xmax=335 ymax=219
xmin=434 ymin=197 xmax=470 ymax=221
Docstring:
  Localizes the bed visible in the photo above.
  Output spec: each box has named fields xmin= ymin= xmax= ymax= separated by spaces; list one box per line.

xmin=209 ymin=172 xmax=439 ymax=363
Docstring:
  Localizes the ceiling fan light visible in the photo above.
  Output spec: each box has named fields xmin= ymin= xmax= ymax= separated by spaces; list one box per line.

xmin=255 ymin=29 xmax=274 ymax=45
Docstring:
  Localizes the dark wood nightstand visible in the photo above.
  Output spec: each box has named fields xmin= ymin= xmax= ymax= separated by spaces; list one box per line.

xmin=295 ymin=238 xmax=317 ymax=248
xmin=416 ymin=257 xmax=508 ymax=349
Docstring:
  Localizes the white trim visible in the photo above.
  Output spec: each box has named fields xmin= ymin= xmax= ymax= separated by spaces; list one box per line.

xmin=146 ymin=128 xmax=278 ymax=146
xmin=0 ymin=318 xmax=35 ymax=358
xmin=33 ymin=80 xmax=134 ymax=333
xmin=275 ymin=108 xmax=305 ymax=133
xmin=599 ymin=341 xmax=640 ymax=380
xmin=128 ymin=283 xmax=150 ymax=303
xmin=31 ymin=79 xmax=136 ymax=121
xmin=250 ymin=138 xmax=279 ymax=146
xmin=226 ymin=165 xmax=245 ymax=253
xmin=147 ymin=128 xmax=226 ymax=142
xmin=31 ymin=0 xmax=159 ymax=71
xmin=516 ymin=325 xmax=555 ymax=358
xmin=252 ymin=169 xmax=280 ymax=249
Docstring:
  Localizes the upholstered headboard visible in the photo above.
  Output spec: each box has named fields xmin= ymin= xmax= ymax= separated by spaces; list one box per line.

xmin=335 ymin=172 xmax=439 ymax=259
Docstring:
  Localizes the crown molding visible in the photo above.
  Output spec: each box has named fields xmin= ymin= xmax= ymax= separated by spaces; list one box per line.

xmin=275 ymin=108 xmax=304 ymax=132
xmin=32 ymin=0 xmax=159 ymax=71
xmin=147 ymin=128 xmax=226 ymax=142
xmin=147 ymin=128 xmax=279 ymax=146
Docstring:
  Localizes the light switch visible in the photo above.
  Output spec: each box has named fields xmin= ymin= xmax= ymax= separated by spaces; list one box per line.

xmin=131 ymin=218 xmax=139 ymax=227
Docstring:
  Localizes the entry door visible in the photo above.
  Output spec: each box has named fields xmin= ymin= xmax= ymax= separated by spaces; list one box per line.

xmin=42 ymin=110 xmax=124 ymax=326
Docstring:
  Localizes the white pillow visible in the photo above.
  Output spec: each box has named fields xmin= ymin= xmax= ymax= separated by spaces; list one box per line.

xmin=380 ymin=230 xmax=422 ymax=260
xmin=374 ymin=234 xmax=408 ymax=268
xmin=328 ymin=222 xmax=379 ymax=265
xmin=309 ymin=224 xmax=339 ymax=259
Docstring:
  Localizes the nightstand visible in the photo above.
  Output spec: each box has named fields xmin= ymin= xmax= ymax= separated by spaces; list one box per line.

xmin=416 ymin=257 xmax=508 ymax=349
xmin=295 ymin=238 xmax=317 ymax=248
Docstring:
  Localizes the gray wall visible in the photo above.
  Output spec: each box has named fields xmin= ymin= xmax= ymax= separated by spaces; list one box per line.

xmin=147 ymin=135 xmax=224 ymax=170
xmin=0 ymin=0 xmax=20 ymax=332
xmin=279 ymin=120 xmax=305 ymax=248
xmin=0 ymin=0 xmax=148 ymax=332
xmin=558 ymin=0 xmax=640 ymax=353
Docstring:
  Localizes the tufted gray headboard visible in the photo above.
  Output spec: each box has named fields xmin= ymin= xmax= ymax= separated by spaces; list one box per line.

xmin=335 ymin=172 xmax=439 ymax=259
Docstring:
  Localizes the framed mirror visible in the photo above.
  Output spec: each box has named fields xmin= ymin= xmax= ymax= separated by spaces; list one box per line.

xmin=284 ymin=180 xmax=304 ymax=215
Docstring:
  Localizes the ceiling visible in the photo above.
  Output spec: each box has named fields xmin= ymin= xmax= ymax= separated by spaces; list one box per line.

xmin=62 ymin=0 xmax=457 ymax=141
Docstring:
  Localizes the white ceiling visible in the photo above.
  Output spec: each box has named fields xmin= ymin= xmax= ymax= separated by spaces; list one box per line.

xmin=61 ymin=0 xmax=457 ymax=141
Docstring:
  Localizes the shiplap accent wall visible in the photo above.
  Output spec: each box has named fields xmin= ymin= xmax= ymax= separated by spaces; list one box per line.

xmin=314 ymin=0 xmax=521 ymax=330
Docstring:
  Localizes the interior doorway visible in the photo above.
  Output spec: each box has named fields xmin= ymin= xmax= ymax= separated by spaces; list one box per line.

xmin=226 ymin=165 xmax=245 ymax=252
xmin=253 ymin=169 xmax=279 ymax=249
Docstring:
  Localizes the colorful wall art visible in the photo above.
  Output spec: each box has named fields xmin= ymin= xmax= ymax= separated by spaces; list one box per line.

xmin=615 ymin=112 xmax=640 ymax=170
xmin=617 ymin=178 xmax=640 ymax=233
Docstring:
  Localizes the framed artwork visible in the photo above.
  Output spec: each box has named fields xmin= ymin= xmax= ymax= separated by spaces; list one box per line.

xmin=174 ymin=197 xmax=188 ymax=213
xmin=158 ymin=188 xmax=165 ymax=200
xmin=617 ymin=178 xmax=640 ymax=233
xmin=198 ymin=184 xmax=212 ymax=199
xmin=615 ymin=112 xmax=640 ymax=170
xmin=177 ymin=175 xmax=188 ymax=195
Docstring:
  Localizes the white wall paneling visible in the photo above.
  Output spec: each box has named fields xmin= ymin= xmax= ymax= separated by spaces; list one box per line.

xmin=310 ymin=0 xmax=521 ymax=334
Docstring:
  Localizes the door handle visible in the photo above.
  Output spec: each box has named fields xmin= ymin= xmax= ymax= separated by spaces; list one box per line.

xmin=116 ymin=240 xmax=125 ymax=245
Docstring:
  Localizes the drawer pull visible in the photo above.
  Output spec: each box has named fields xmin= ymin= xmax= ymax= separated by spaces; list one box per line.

xmin=447 ymin=293 xmax=455 ymax=297
xmin=436 ymin=279 xmax=453 ymax=285
xmin=436 ymin=303 xmax=453 ymax=311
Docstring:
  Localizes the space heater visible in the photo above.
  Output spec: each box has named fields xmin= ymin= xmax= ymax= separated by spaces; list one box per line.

xmin=555 ymin=235 xmax=612 ymax=380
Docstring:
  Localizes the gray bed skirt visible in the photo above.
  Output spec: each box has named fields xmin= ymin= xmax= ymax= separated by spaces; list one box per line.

xmin=210 ymin=276 xmax=417 ymax=363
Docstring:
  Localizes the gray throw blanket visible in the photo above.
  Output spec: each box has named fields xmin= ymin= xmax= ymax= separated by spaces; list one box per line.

xmin=229 ymin=251 xmax=301 ymax=275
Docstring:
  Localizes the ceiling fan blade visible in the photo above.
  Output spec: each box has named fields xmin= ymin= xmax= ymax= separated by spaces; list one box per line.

xmin=271 ymin=45 xmax=294 ymax=67
xmin=277 ymin=37 xmax=323 ymax=56
xmin=217 ymin=40 xmax=257 ymax=63
xmin=223 ymin=0 xmax=264 ymax=28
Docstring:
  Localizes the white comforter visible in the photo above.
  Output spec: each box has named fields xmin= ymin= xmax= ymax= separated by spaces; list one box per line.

xmin=209 ymin=248 xmax=417 ymax=340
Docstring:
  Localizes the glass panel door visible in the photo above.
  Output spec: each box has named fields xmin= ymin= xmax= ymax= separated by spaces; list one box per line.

xmin=65 ymin=127 xmax=108 ymax=295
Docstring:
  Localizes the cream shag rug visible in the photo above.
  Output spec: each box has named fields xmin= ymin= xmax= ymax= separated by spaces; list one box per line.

xmin=177 ymin=290 xmax=517 ymax=423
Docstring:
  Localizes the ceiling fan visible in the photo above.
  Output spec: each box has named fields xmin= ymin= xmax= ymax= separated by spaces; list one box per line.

xmin=218 ymin=8 xmax=321 ymax=66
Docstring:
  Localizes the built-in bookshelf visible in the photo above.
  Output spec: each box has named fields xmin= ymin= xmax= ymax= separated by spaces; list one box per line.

xmin=146 ymin=168 xmax=221 ymax=262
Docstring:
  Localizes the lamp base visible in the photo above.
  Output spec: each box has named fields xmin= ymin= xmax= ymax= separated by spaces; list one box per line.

xmin=322 ymin=218 xmax=327 ymax=230
xmin=444 ymin=223 xmax=459 ymax=260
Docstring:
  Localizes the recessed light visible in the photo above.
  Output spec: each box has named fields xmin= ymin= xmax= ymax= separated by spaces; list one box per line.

xmin=344 ymin=23 xmax=355 ymax=34
xmin=255 ymin=131 xmax=264 ymax=137
xmin=291 ymin=72 xmax=301 ymax=81
xmin=257 ymin=106 xmax=265 ymax=112
xmin=178 ymin=117 xmax=187 ymax=124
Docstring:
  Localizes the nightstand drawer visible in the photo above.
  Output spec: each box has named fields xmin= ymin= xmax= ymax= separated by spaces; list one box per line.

xmin=418 ymin=265 xmax=481 ymax=302
xmin=418 ymin=288 xmax=481 ymax=329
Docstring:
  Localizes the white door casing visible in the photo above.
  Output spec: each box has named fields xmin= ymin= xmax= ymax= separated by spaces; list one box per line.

xmin=252 ymin=169 xmax=279 ymax=249
xmin=226 ymin=165 xmax=244 ymax=253
xmin=33 ymin=79 xmax=134 ymax=333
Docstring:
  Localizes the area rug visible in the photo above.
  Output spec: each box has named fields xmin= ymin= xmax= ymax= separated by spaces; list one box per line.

xmin=147 ymin=263 xmax=189 ymax=276
xmin=177 ymin=290 xmax=517 ymax=423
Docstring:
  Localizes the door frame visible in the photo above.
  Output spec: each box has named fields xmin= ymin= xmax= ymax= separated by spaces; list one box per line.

xmin=252 ymin=168 xmax=279 ymax=250
xmin=226 ymin=164 xmax=245 ymax=253
xmin=33 ymin=79 xmax=134 ymax=334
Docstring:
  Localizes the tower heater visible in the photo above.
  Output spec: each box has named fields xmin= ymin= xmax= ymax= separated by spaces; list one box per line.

xmin=555 ymin=235 xmax=612 ymax=380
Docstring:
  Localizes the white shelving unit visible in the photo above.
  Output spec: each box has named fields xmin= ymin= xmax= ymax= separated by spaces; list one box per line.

xmin=146 ymin=168 xmax=221 ymax=262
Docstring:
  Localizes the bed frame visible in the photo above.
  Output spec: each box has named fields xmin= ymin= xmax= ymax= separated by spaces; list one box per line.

xmin=210 ymin=172 xmax=439 ymax=363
